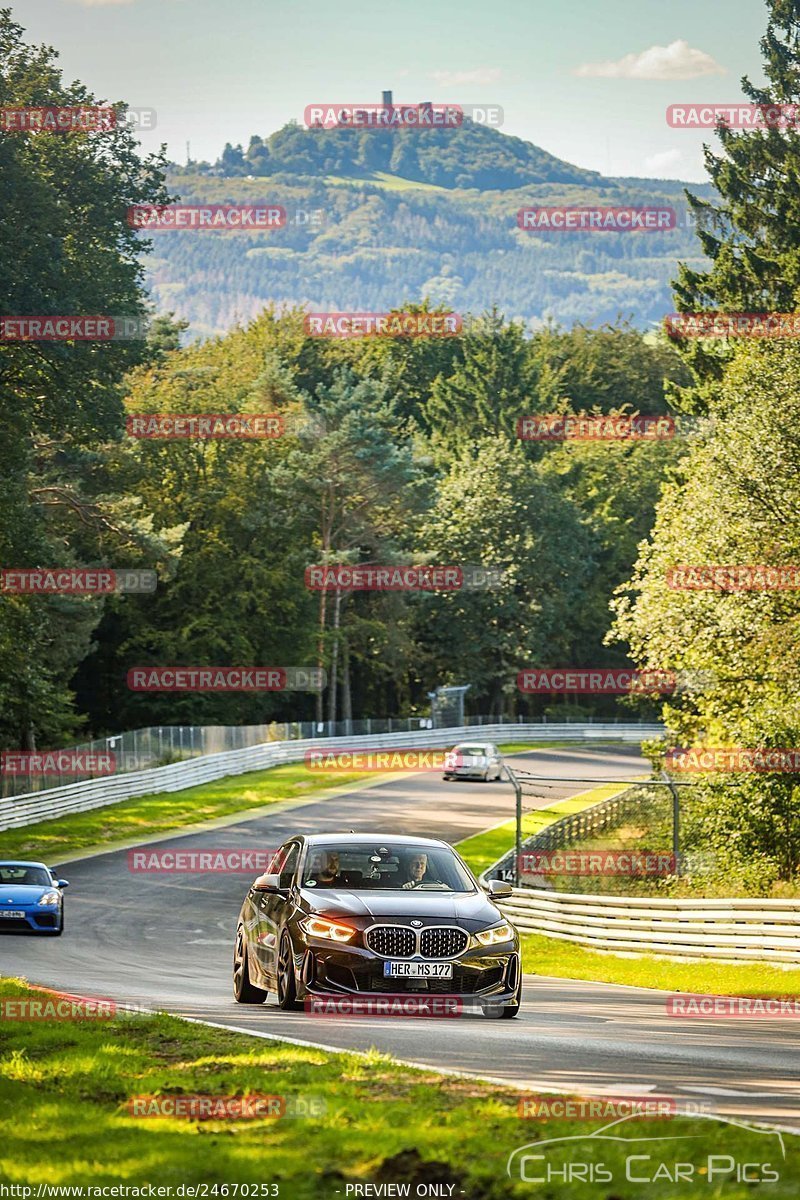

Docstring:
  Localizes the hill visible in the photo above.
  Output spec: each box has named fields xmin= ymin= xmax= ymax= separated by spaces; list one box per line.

xmin=143 ymin=111 xmax=715 ymax=338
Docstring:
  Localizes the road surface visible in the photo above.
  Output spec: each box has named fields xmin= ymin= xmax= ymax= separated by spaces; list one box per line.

xmin=2 ymin=746 xmax=799 ymax=1126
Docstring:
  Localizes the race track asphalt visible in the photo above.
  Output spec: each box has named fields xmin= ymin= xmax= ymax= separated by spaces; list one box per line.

xmin=2 ymin=745 xmax=799 ymax=1127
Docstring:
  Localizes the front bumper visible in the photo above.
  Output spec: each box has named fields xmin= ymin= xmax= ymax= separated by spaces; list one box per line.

xmin=0 ymin=907 xmax=61 ymax=933
xmin=299 ymin=941 xmax=520 ymax=1007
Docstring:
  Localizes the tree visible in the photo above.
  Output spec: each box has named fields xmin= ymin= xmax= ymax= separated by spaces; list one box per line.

xmin=413 ymin=439 xmax=592 ymax=715
xmin=672 ymin=0 xmax=800 ymax=396
xmin=423 ymin=312 xmax=536 ymax=453
xmin=276 ymin=369 xmax=423 ymax=723
xmin=611 ymin=341 xmax=800 ymax=882
xmin=0 ymin=9 xmax=171 ymax=747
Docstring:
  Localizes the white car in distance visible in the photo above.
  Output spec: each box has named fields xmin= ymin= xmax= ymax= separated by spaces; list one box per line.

xmin=443 ymin=742 xmax=504 ymax=782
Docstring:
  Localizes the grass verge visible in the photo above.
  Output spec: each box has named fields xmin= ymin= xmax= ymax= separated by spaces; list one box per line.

xmin=0 ymin=764 xmax=374 ymax=864
xmin=456 ymin=781 xmax=629 ymax=880
xmin=456 ymin=781 xmax=800 ymax=994
xmin=517 ymin=932 xmax=800 ymax=995
xmin=0 ymin=978 xmax=794 ymax=1197
xmin=1 ymin=739 xmax=626 ymax=866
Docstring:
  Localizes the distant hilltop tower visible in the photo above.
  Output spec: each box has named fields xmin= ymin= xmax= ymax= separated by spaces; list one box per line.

xmin=382 ymin=90 xmax=393 ymax=107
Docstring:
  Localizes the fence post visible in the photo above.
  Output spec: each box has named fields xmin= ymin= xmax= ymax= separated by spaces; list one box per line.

xmin=662 ymin=771 xmax=681 ymax=875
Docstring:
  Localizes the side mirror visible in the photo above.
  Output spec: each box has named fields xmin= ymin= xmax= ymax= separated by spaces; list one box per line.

xmin=253 ymin=872 xmax=282 ymax=892
xmin=56 ymin=880 xmax=70 ymax=889
xmin=488 ymin=878 xmax=513 ymax=899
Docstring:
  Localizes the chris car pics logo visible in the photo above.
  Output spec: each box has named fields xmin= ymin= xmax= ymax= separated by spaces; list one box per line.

xmin=507 ymin=1113 xmax=785 ymax=1185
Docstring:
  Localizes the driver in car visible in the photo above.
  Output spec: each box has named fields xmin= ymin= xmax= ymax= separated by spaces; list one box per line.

xmin=307 ymin=850 xmax=340 ymax=886
xmin=400 ymin=851 xmax=428 ymax=889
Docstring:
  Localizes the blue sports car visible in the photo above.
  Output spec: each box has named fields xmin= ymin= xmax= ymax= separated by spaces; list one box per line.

xmin=0 ymin=861 xmax=69 ymax=935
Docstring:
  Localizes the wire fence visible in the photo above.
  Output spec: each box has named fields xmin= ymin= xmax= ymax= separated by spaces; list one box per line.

xmin=489 ymin=782 xmax=712 ymax=896
xmin=0 ymin=714 xmax=658 ymax=799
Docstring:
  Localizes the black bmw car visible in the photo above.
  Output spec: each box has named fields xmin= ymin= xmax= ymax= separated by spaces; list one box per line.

xmin=233 ymin=833 xmax=521 ymax=1017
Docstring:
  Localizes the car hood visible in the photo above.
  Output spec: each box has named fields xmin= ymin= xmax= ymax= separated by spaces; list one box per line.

xmin=0 ymin=886 xmax=51 ymax=904
xmin=301 ymin=887 xmax=501 ymax=928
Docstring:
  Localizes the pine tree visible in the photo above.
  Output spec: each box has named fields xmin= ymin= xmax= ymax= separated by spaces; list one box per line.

xmin=672 ymin=0 xmax=800 ymax=393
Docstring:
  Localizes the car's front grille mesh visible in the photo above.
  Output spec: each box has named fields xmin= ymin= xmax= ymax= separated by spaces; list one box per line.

xmin=420 ymin=927 xmax=469 ymax=958
xmin=365 ymin=926 xmax=416 ymax=957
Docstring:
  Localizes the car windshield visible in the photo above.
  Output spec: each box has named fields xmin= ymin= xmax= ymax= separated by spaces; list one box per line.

xmin=454 ymin=744 xmax=488 ymax=755
xmin=0 ymin=864 xmax=51 ymax=887
xmin=301 ymin=844 xmax=476 ymax=892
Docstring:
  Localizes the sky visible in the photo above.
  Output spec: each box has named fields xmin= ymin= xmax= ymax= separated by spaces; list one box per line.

xmin=13 ymin=0 xmax=769 ymax=181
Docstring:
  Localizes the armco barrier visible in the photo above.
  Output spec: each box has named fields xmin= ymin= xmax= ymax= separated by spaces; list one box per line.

xmin=488 ymin=785 xmax=659 ymax=880
xmin=0 ymin=722 xmax=661 ymax=832
xmin=478 ymin=785 xmax=800 ymax=964
xmin=491 ymin=888 xmax=800 ymax=964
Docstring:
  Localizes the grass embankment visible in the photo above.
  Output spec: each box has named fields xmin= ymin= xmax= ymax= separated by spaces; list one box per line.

xmin=0 ymin=978 xmax=794 ymax=1197
xmin=0 ymin=764 xmax=374 ymax=864
xmin=456 ymin=782 xmax=800 ymax=995
xmin=456 ymin=781 xmax=628 ymax=880
xmin=0 ymin=738 xmax=620 ymax=865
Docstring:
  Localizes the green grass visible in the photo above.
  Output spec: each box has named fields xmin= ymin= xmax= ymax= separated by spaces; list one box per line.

xmin=456 ymin=782 xmax=631 ymax=879
xmin=324 ymin=170 xmax=450 ymax=192
xmin=495 ymin=739 xmax=586 ymax=754
xmin=518 ymin=932 xmax=800 ymax=994
xmin=456 ymin=780 xmax=800 ymax=993
xmin=0 ymin=764 xmax=374 ymax=864
xmin=0 ymin=978 xmax=795 ymax=1197
xmin=1 ymin=739 xmax=635 ymax=867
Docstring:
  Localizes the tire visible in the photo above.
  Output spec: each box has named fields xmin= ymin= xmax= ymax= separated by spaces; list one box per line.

xmin=54 ymin=908 xmax=64 ymax=936
xmin=443 ymin=774 xmax=453 ymax=782
xmin=233 ymin=925 xmax=267 ymax=1004
xmin=277 ymin=931 xmax=303 ymax=1011
xmin=501 ymin=978 xmax=522 ymax=1018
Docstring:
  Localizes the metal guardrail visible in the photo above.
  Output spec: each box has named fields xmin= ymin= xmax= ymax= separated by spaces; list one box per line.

xmin=492 ymin=889 xmax=800 ymax=963
xmin=489 ymin=786 xmax=657 ymax=881
xmin=0 ymin=722 xmax=662 ymax=832
xmin=480 ymin=789 xmax=800 ymax=964
xmin=0 ymin=714 xmax=658 ymax=798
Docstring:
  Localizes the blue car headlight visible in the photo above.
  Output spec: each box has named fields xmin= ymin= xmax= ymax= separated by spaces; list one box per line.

xmin=38 ymin=890 xmax=61 ymax=907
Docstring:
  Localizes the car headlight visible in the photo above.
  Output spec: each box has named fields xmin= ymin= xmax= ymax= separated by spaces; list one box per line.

xmin=38 ymin=890 xmax=61 ymax=907
xmin=474 ymin=921 xmax=513 ymax=947
xmin=301 ymin=915 xmax=355 ymax=942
